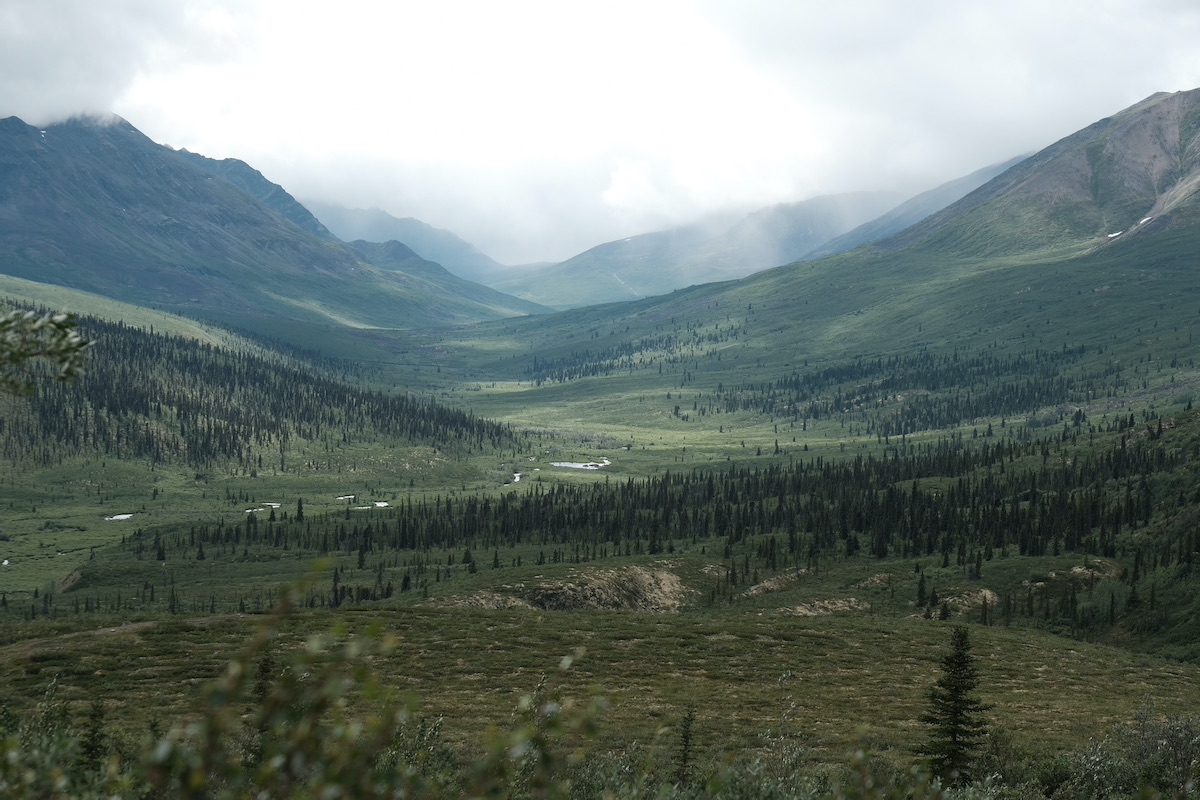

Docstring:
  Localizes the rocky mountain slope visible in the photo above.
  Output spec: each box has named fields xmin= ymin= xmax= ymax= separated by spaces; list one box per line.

xmin=878 ymin=89 xmax=1200 ymax=258
xmin=177 ymin=149 xmax=340 ymax=242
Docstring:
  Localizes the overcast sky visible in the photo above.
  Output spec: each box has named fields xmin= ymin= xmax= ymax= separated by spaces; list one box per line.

xmin=5 ymin=0 xmax=1200 ymax=264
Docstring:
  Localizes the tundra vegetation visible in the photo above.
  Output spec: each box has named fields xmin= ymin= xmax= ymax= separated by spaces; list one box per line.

xmin=0 ymin=302 xmax=1199 ymax=797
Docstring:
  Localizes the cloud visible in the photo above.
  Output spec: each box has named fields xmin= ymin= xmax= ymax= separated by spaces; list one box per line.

xmin=697 ymin=0 xmax=1200 ymax=185
xmin=0 ymin=0 xmax=250 ymax=126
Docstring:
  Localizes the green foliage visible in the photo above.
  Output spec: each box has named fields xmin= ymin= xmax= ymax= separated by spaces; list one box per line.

xmin=920 ymin=627 xmax=989 ymax=784
xmin=0 ymin=309 xmax=89 ymax=395
xmin=144 ymin=590 xmax=436 ymax=797
xmin=0 ymin=679 xmax=135 ymax=798
xmin=1048 ymin=699 xmax=1200 ymax=799
xmin=3 ymin=612 xmax=1198 ymax=797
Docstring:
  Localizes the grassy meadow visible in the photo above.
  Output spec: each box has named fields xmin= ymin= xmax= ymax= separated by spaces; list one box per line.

xmin=3 ymin=586 xmax=1198 ymax=773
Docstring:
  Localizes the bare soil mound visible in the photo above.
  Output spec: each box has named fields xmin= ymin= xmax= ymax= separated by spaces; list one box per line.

xmin=449 ymin=566 xmax=688 ymax=612
xmin=784 ymin=598 xmax=870 ymax=617
xmin=524 ymin=566 xmax=687 ymax=612
xmin=449 ymin=592 xmax=537 ymax=610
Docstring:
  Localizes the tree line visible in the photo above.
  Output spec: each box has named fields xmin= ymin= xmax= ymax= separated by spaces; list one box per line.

xmin=22 ymin=406 xmax=1198 ymax=652
xmin=0 ymin=314 xmax=522 ymax=470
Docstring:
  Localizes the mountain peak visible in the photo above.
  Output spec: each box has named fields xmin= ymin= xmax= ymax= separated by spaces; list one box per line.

xmin=176 ymin=150 xmax=339 ymax=241
xmin=0 ymin=115 xmax=546 ymax=329
xmin=875 ymin=87 xmax=1200 ymax=259
xmin=304 ymin=201 xmax=506 ymax=283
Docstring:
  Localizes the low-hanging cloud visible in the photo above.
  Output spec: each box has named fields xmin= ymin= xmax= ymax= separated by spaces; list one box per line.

xmin=0 ymin=0 xmax=250 ymax=126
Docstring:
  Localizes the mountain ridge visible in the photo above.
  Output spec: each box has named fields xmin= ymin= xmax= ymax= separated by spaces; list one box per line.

xmin=0 ymin=115 xmax=545 ymax=330
xmin=489 ymin=192 xmax=907 ymax=309
xmin=805 ymin=155 xmax=1028 ymax=259
xmin=306 ymin=201 xmax=507 ymax=284
xmin=875 ymin=88 xmax=1200 ymax=259
xmin=176 ymin=149 xmax=340 ymax=242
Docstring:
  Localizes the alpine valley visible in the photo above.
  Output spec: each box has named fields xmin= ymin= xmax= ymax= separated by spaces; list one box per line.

xmin=2 ymin=90 xmax=1200 ymax=798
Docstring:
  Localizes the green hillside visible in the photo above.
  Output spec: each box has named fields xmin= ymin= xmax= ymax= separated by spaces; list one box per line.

xmin=368 ymin=92 xmax=1200 ymax=452
xmin=0 ymin=116 xmax=544 ymax=331
xmin=488 ymin=193 xmax=905 ymax=309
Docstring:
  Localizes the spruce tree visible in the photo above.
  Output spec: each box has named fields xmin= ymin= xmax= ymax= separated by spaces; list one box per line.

xmin=920 ymin=626 xmax=989 ymax=784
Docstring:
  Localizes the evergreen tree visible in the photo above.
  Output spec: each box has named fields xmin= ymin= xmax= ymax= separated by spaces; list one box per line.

xmin=920 ymin=626 xmax=989 ymax=784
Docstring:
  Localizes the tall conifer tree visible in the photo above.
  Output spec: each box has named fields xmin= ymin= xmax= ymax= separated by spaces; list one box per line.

xmin=920 ymin=626 xmax=989 ymax=783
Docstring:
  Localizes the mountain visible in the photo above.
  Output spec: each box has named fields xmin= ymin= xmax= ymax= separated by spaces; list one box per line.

xmin=347 ymin=239 xmax=442 ymax=275
xmin=489 ymin=193 xmax=906 ymax=309
xmin=175 ymin=149 xmax=339 ymax=242
xmin=305 ymin=201 xmax=507 ymax=284
xmin=347 ymin=239 xmax=547 ymax=316
xmin=487 ymin=214 xmax=738 ymax=309
xmin=714 ymin=191 xmax=908 ymax=269
xmin=876 ymin=90 xmax=1200 ymax=259
xmin=410 ymin=89 xmax=1200 ymax=411
xmin=804 ymin=155 xmax=1028 ymax=259
xmin=0 ymin=115 xmax=544 ymax=330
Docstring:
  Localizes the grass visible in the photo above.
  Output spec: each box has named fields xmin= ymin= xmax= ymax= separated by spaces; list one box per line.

xmin=0 ymin=275 xmax=263 ymax=351
xmin=0 ymin=601 xmax=1196 ymax=772
xmin=0 ymin=436 xmax=517 ymax=596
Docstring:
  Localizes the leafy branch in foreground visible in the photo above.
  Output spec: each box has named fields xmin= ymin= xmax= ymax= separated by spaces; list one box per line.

xmin=0 ymin=310 xmax=89 ymax=394
xmin=144 ymin=587 xmax=605 ymax=799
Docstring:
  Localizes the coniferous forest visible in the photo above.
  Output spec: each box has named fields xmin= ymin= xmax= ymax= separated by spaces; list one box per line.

xmin=0 ymin=313 xmax=520 ymax=471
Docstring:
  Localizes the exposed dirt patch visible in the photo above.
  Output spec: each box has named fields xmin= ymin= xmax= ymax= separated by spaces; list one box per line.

xmin=1025 ymin=559 xmax=1120 ymax=589
xmin=1067 ymin=560 xmax=1120 ymax=580
xmin=783 ymin=598 xmax=869 ymax=617
xmin=448 ymin=566 xmax=689 ymax=613
xmin=854 ymin=573 xmax=893 ymax=590
xmin=947 ymin=588 xmax=999 ymax=613
xmin=60 ymin=569 xmax=84 ymax=592
xmin=522 ymin=566 xmax=688 ymax=612
xmin=446 ymin=592 xmax=537 ymax=610
xmin=740 ymin=571 xmax=806 ymax=598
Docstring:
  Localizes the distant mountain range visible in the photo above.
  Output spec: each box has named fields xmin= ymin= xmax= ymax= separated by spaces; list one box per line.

xmin=0 ymin=115 xmax=546 ymax=331
xmin=382 ymin=87 xmax=1200 ymax=393
xmin=304 ymin=164 xmax=1024 ymax=312
xmin=305 ymin=201 xmax=508 ymax=285
xmin=483 ymin=160 xmax=1021 ymax=310
xmin=6 ymin=88 xmax=1196 ymax=339
xmin=486 ymin=192 xmax=908 ymax=309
